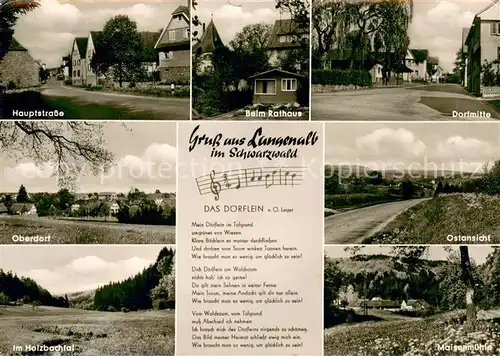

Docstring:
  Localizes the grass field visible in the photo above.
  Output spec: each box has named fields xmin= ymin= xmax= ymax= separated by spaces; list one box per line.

xmin=364 ymin=193 xmax=500 ymax=244
xmin=0 ymin=305 xmax=175 ymax=355
xmin=324 ymin=309 xmax=500 ymax=356
xmin=0 ymin=216 xmax=175 ymax=244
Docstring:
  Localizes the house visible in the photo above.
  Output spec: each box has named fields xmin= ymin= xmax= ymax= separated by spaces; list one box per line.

xmin=462 ymin=27 xmax=470 ymax=87
xmin=0 ymin=38 xmax=40 ymax=88
xmin=74 ymin=193 xmax=90 ymax=201
xmin=99 ymin=192 xmax=117 ymax=201
xmin=155 ymin=5 xmax=190 ymax=83
xmin=10 ymin=203 xmax=37 ymax=216
xmin=110 ymin=201 xmax=120 ymax=214
xmin=401 ymin=299 xmax=430 ymax=311
xmin=359 ymin=298 xmax=400 ymax=310
xmin=193 ymin=18 xmax=225 ymax=74
xmin=70 ymin=203 xmax=80 ymax=213
xmin=61 ymin=55 xmax=71 ymax=80
xmin=0 ymin=203 xmax=8 ymax=214
xmin=85 ymin=31 xmax=101 ymax=86
xmin=248 ymin=68 xmax=304 ymax=105
xmin=465 ymin=0 xmax=500 ymax=96
xmin=70 ymin=37 xmax=88 ymax=85
xmin=404 ymin=49 xmax=428 ymax=82
xmin=267 ymin=19 xmax=308 ymax=69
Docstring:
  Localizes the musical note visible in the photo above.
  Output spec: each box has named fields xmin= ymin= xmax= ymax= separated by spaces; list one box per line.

xmin=284 ymin=170 xmax=290 ymax=186
xmin=223 ymin=173 xmax=231 ymax=188
xmin=209 ymin=170 xmax=221 ymax=201
xmin=249 ymin=168 xmax=263 ymax=182
xmin=265 ymin=170 xmax=277 ymax=188
xmin=235 ymin=176 xmax=241 ymax=189
xmin=291 ymin=172 xmax=296 ymax=187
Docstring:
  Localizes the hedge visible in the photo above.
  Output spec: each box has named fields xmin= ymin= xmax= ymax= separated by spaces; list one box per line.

xmin=325 ymin=194 xmax=400 ymax=209
xmin=312 ymin=69 xmax=372 ymax=87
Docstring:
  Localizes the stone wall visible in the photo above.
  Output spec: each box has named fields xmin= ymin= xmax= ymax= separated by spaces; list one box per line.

xmin=0 ymin=51 xmax=39 ymax=88
xmin=312 ymin=82 xmax=401 ymax=93
xmin=159 ymin=66 xmax=189 ymax=84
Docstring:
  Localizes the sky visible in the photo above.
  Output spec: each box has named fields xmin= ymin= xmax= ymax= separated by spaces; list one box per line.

xmin=194 ymin=0 xmax=283 ymax=45
xmin=0 ymin=121 xmax=177 ymax=194
xmin=325 ymin=245 xmax=495 ymax=265
xmin=325 ymin=122 xmax=500 ymax=175
xmin=408 ymin=0 xmax=496 ymax=72
xmin=12 ymin=0 xmax=186 ymax=68
xmin=0 ymin=245 xmax=172 ymax=294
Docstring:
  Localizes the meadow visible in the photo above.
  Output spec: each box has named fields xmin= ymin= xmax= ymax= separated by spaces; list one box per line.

xmin=0 ymin=215 xmax=175 ymax=244
xmin=0 ymin=305 xmax=175 ymax=355
xmin=324 ymin=309 xmax=500 ymax=356
xmin=364 ymin=194 xmax=500 ymax=244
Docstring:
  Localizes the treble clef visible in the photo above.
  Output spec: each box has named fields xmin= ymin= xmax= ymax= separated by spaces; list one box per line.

xmin=209 ymin=169 xmax=221 ymax=201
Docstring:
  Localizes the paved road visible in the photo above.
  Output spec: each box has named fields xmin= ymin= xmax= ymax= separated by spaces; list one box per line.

xmin=324 ymin=198 xmax=428 ymax=244
xmin=41 ymin=81 xmax=189 ymax=120
xmin=312 ymin=84 xmax=500 ymax=121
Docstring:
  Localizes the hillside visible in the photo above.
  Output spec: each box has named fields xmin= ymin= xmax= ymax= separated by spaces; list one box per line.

xmin=365 ymin=194 xmax=500 ymax=244
xmin=63 ymin=290 xmax=96 ymax=310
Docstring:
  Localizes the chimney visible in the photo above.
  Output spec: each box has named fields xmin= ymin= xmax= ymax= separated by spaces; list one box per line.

xmin=202 ymin=22 xmax=206 ymax=33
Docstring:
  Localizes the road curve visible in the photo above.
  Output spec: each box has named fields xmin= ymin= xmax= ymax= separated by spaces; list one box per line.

xmin=324 ymin=198 xmax=428 ymax=244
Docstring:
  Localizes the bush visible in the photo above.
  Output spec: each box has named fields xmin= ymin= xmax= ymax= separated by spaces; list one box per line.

xmin=152 ymin=298 xmax=167 ymax=310
xmin=312 ymin=69 xmax=372 ymax=87
xmin=325 ymin=194 xmax=400 ymax=209
xmin=64 ymin=79 xmax=72 ymax=86
xmin=297 ymin=77 xmax=309 ymax=106
xmin=7 ymin=81 xmax=16 ymax=90
xmin=121 ymin=307 xmax=129 ymax=313
xmin=107 ymin=305 xmax=117 ymax=312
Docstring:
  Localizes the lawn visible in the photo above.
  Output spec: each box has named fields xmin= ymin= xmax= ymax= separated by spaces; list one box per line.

xmin=364 ymin=193 xmax=500 ymax=244
xmin=0 ymin=305 xmax=175 ymax=355
xmin=1 ymin=91 xmax=161 ymax=119
xmin=0 ymin=215 xmax=175 ymax=244
xmin=324 ymin=309 xmax=500 ymax=356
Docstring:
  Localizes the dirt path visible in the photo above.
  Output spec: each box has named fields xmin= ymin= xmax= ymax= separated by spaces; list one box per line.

xmin=324 ymin=199 xmax=428 ymax=244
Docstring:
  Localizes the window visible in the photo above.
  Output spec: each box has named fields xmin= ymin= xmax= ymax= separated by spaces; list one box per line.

xmin=497 ymin=46 xmax=500 ymax=60
xmin=168 ymin=30 xmax=176 ymax=41
xmin=184 ymin=28 xmax=189 ymax=39
xmin=255 ymin=79 xmax=276 ymax=95
xmin=491 ymin=22 xmax=500 ymax=35
xmin=73 ymin=70 xmax=76 ymax=77
xmin=281 ymin=78 xmax=297 ymax=91
xmin=279 ymin=35 xmax=292 ymax=43
xmin=77 ymin=70 xmax=80 ymax=77
xmin=73 ymin=60 xmax=76 ymax=66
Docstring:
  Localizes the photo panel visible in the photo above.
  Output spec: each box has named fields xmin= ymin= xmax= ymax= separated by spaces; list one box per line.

xmin=191 ymin=0 xmax=311 ymax=120
xmin=324 ymin=122 xmax=500 ymax=244
xmin=311 ymin=0 xmax=500 ymax=121
xmin=323 ymin=245 xmax=500 ymax=356
xmin=176 ymin=121 xmax=323 ymax=355
xmin=0 ymin=245 xmax=176 ymax=356
xmin=0 ymin=0 xmax=190 ymax=120
xmin=0 ymin=121 xmax=177 ymax=244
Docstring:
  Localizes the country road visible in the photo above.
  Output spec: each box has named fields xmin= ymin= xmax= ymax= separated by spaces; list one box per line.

xmin=41 ymin=81 xmax=189 ymax=120
xmin=324 ymin=199 xmax=428 ymax=244
xmin=312 ymin=84 xmax=499 ymax=121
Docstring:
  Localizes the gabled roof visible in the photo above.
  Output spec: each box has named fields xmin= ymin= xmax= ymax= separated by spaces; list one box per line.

xmin=427 ymin=56 xmax=439 ymax=65
xmin=172 ymin=5 xmax=189 ymax=17
xmin=193 ymin=19 xmax=224 ymax=55
xmin=406 ymin=299 xmax=429 ymax=306
xmin=8 ymin=38 xmax=27 ymax=51
xmin=10 ymin=203 xmax=35 ymax=212
xmin=410 ymin=49 xmax=429 ymax=63
xmin=266 ymin=19 xmax=306 ymax=49
xmin=74 ymin=37 xmax=88 ymax=57
xmin=248 ymin=68 xmax=305 ymax=79
xmin=0 ymin=203 xmax=7 ymax=213
xmin=155 ymin=6 xmax=190 ymax=50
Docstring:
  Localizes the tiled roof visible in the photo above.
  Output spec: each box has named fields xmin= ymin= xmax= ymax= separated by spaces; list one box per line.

xmin=266 ymin=19 xmax=306 ymax=49
xmin=172 ymin=5 xmax=189 ymax=17
xmin=193 ymin=19 xmax=224 ymax=54
xmin=75 ymin=37 xmax=88 ymax=57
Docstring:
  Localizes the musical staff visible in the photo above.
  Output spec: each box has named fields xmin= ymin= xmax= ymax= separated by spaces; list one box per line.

xmin=196 ymin=166 xmax=306 ymax=200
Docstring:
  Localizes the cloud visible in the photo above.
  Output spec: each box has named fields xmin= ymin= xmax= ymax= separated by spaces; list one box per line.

xmin=409 ymin=1 xmax=478 ymax=71
xmin=436 ymin=136 xmax=493 ymax=160
xmin=14 ymin=0 xmax=180 ymax=67
xmin=19 ymin=256 xmax=155 ymax=294
xmin=355 ymin=128 xmax=426 ymax=158
xmin=196 ymin=4 xmax=279 ymax=45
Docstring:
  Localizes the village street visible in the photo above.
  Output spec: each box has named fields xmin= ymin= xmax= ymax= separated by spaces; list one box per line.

xmin=324 ymin=198 xmax=429 ymax=244
xmin=312 ymin=84 xmax=500 ymax=121
xmin=40 ymin=81 xmax=190 ymax=120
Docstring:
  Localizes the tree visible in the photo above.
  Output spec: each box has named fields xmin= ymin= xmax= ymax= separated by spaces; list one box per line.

xmin=0 ymin=122 xmax=115 ymax=189
xmin=32 ymin=300 xmax=41 ymax=310
xmin=229 ymin=23 xmax=273 ymax=53
xmin=0 ymin=292 xmax=8 ymax=307
xmin=56 ymin=188 xmax=74 ymax=211
xmin=16 ymin=185 xmax=28 ymax=203
xmin=93 ymin=15 xmax=145 ymax=87
xmin=460 ymin=246 xmax=477 ymax=328
xmin=99 ymin=203 xmax=110 ymax=219
xmin=401 ymin=176 xmax=415 ymax=199
xmin=0 ymin=0 xmax=39 ymax=62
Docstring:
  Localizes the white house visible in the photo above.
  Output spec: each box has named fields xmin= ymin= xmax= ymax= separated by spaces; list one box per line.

xmin=70 ymin=37 xmax=88 ymax=85
xmin=401 ymin=299 xmax=430 ymax=311
xmin=110 ymin=202 xmax=120 ymax=214
xmin=71 ymin=203 xmax=80 ymax=212
xmin=404 ymin=49 xmax=428 ymax=82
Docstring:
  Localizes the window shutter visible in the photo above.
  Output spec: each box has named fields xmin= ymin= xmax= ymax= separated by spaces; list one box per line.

xmin=492 ymin=23 xmax=496 ymax=35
